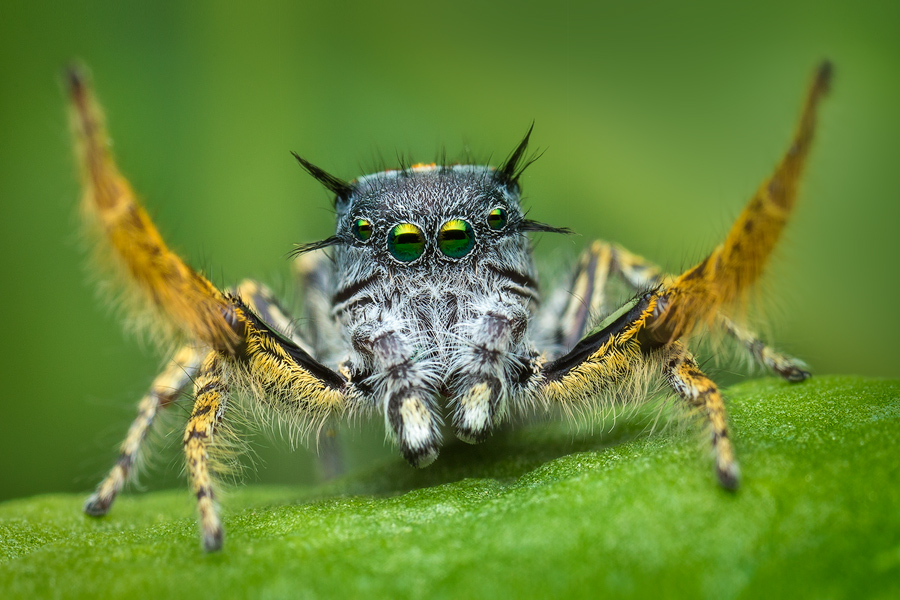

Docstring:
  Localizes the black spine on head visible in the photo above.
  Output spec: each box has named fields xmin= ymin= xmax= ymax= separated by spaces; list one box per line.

xmin=396 ymin=152 xmax=410 ymax=177
xmin=520 ymin=219 xmax=573 ymax=235
xmin=496 ymin=122 xmax=540 ymax=191
xmin=289 ymin=235 xmax=343 ymax=259
xmin=291 ymin=152 xmax=354 ymax=203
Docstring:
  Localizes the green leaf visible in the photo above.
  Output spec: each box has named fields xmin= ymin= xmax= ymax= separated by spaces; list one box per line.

xmin=2 ymin=376 xmax=898 ymax=599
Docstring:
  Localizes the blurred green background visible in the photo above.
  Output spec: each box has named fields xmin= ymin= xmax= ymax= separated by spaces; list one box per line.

xmin=1 ymin=0 xmax=898 ymax=503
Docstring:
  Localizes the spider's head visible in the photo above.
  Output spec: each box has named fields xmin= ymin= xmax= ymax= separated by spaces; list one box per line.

xmin=333 ymin=164 xmax=529 ymax=269
xmin=291 ymin=126 xmax=569 ymax=275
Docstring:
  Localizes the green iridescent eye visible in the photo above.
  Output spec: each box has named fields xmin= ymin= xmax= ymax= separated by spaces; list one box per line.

xmin=388 ymin=223 xmax=425 ymax=262
xmin=487 ymin=207 xmax=508 ymax=230
xmin=353 ymin=218 xmax=373 ymax=242
xmin=438 ymin=219 xmax=475 ymax=258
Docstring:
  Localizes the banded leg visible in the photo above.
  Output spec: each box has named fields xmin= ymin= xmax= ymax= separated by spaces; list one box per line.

xmin=532 ymin=291 xmax=740 ymax=487
xmin=84 ymin=344 xmax=204 ymax=516
xmin=610 ymin=243 xmax=810 ymax=380
xmin=664 ymin=343 xmax=739 ymax=488
xmin=719 ymin=316 xmax=810 ymax=382
xmin=541 ymin=241 xmax=615 ymax=352
xmin=537 ymin=302 xmax=740 ymax=488
xmin=540 ymin=240 xmax=671 ymax=351
xmin=293 ymin=250 xmax=344 ymax=363
xmin=183 ymin=352 xmax=228 ymax=552
xmin=451 ymin=299 xmax=532 ymax=443
xmin=614 ymin=243 xmax=809 ymax=381
xmin=543 ymin=239 xmax=809 ymax=381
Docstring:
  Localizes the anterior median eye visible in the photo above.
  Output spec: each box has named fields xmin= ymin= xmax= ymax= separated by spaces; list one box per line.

xmin=487 ymin=207 xmax=508 ymax=230
xmin=438 ymin=219 xmax=475 ymax=258
xmin=353 ymin=218 xmax=372 ymax=242
xmin=388 ymin=223 xmax=425 ymax=262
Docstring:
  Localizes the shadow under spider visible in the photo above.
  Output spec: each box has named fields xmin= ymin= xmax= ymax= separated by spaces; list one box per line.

xmin=278 ymin=405 xmax=665 ymax=504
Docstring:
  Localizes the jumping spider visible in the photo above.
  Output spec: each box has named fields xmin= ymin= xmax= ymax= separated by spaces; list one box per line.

xmin=68 ymin=62 xmax=831 ymax=551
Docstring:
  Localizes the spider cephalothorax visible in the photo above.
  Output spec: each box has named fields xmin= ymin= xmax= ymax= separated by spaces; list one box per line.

xmin=295 ymin=159 xmax=565 ymax=464
xmin=69 ymin=62 xmax=831 ymax=551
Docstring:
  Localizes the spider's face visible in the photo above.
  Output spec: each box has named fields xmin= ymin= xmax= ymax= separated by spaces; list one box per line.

xmin=332 ymin=164 xmax=526 ymax=275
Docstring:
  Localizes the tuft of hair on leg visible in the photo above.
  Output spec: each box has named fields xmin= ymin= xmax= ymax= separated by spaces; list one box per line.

xmin=388 ymin=390 xmax=442 ymax=468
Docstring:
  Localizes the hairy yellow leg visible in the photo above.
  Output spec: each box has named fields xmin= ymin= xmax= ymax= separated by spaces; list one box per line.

xmin=183 ymin=352 xmax=228 ymax=552
xmin=232 ymin=278 xmax=345 ymax=478
xmin=67 ymin=66 xmax=243 ymax=353
xmin=548 ymin=238 xmax=807 ymax=382
xmin=611 ymin=244 xmax=811 ymax=382
xmin=719 ymin=316 xmax=810 ymax=382
xmin=658 ymin=62 xmax=832 ymax=341
xmin=84 ymin=345 xmax=203 ymax=516
xmin=664 ymin=343 xmax=739 ymax=489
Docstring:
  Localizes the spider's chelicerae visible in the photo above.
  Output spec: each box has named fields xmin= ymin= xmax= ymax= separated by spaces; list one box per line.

xmin=69 ymin=62 xmax=831 ymax=552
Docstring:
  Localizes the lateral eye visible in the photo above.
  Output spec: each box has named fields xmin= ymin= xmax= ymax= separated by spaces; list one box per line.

xmin=388 ymin=223 xmax=425 ymax=262
xmin=438 ymin=219 xmax=475 ymax=258
xmin=353 ymin=218 xmax=373 ymax=242
xmin=487 ymin=207 xmax=508 ymax=230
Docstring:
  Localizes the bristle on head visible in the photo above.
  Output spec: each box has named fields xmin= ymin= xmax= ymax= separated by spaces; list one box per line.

xmin=289 ymin=235 xmax=343 ymax=259
xmin=520 ymin=219 xmax=573 ymax=235
xmin=496 ymin=122 xmax=541 ymax=190
xmin=291 ymin=152 xmax=354 ymax=202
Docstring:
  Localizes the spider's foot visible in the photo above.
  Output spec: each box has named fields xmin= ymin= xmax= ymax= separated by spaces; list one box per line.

xmin=781 ymin=367 xmax=812 ymax=383
xmin=201 ymin=523 xmax=224 ymax=553
xmin=83 ymin=466 xmax=126 ymax=517
xmin=402 ymin=444 xmax=440 ymax=469
xmin=716 ymin=456 xmax=741 ymax=491
xmin=389 ymin=390 xmax=442 ymax=468
xmin=83 ymin=492 xmax=113 ymax=517
xmin=764 ymin=350 xmax=811 ymax=383
xmin=453 ymin=377 xmax=502 ymax=445
xmin=198 ymin=494 xmax=224 ymax=552
xmin=776 ymin=362 xmax=812 ymax=383
xmin=456 ymin=428 xmax=488 ymax=445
